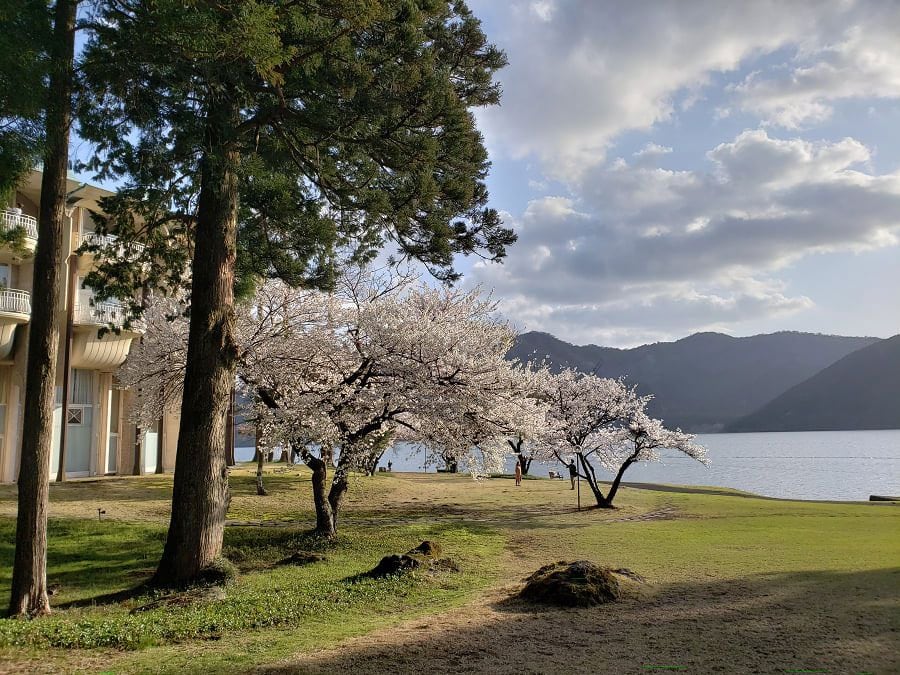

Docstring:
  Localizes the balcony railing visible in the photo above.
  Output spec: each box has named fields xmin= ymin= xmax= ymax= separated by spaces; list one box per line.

xmin=74 ymin=301 xmax=128 ymax=327
xmin=79 ymin=231 xmax=145 ymax=258
xmin=0 ymin=289 xmax=31 ymax=316
xmin=0 ymin=211 xmax=38 ymax=240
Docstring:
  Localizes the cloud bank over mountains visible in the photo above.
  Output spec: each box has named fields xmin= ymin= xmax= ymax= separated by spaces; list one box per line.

xmin=466 ymin=0 xmax=900 ymax=346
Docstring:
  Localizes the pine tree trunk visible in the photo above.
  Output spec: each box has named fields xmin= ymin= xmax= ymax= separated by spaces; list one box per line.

xmin=8 ymin=0 xmax=76 ymax=618
xmin=307 ymin=455 xmax=335 ymax=538
xmin=152 ymin=103 xmax=239 ymax=587
xmin=55 ymin=257 xmax=76 ymax=482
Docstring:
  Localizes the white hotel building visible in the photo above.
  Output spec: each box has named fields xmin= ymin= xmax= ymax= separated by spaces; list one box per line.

xmin=0 ymin=170 xmax=179 ymax=482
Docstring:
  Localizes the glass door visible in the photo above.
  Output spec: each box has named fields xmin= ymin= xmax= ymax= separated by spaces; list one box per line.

xmin=143 ymin=420 xmax=160 ymax=473
xmin=105 ymin=388 xmax=120 ymax=474
xmin=65 ymin=369 xmax=94 ymax=476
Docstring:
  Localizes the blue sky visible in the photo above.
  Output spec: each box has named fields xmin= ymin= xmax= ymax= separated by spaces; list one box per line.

xmin=460 ymin=0 xmax=900 ymax=346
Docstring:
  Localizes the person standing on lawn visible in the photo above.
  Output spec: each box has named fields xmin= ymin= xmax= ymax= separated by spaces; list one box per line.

xmin=514 ymin=460 xmax=523 ymax=486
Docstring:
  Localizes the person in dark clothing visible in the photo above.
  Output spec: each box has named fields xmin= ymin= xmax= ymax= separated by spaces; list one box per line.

xmin=568 ymin=461 xmax=577 ymax=490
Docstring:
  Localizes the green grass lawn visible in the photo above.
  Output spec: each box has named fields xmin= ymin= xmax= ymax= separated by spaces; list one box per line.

xmin=0 ymin=470 xmax=507 ymax=673
xmin=0 ymin=468 xmax=896 ymax=673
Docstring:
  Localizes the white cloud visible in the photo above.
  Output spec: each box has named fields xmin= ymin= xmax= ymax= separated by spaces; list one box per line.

xmin=460 ymin=1 xmax=900 ymax=344
xmin=731 ymin=9 xmax=900 ymax=128
xmin=530 ymin=0 xmax=555 ymax=22
xmin=471 ymin=130 xmax=900 ymax=345
xmin=633 ymin=143 xmax=673 ymax=159
xmin=471 ymin=0 xmax=852 ymax=179
xmin=706 ymin=130 xmax=871 ymax=188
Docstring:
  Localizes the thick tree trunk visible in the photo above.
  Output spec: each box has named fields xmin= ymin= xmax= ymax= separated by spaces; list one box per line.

xmin=365 ymin=449 xmax=386 ymax=476
xmin=508 ymin=438 xmax=529 ymax=474
xmin=306 ymin=454 xmax=335 ymax=538
xmin=518 ymin=454 xmax=532 ymax=476
xmin=131 ymin=426 xmax=143 ymax=476
xmin=604 ymin=458 xmax=635 ymax=507
xmin=577 ymin=453 xmax=611 ymax=508
xmin=152 ymin=104 xmax=239 ymax=587
xmin=254 ymin=450 xmax=267 ymax=496
xmin=278 ymin=448 xmax=289 ymax=463
xmin=327 ymin=468 xmax=349 ymax=534
xmin=8 ymin=0 xmax=76 ymax=618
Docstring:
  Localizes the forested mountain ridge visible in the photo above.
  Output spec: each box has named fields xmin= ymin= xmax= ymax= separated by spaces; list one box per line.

xmin=726 ymin=334 xmax=900 ymax=432
xmin=508 ymin=330 xmax=880 ymax=432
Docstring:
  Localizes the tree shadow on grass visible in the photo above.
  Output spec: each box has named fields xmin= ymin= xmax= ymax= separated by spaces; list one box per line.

xmin=255 ymin=567 xmax=900 ymax=675
xmin=0 ymin=518 xmax=332 ymax=610
xmin=50 ymin=527 xmax=332 ymax=609
xmin=0 ymin=519 xmax=165 ymax=607
xmin=341 ymin=500 xmax=649 ymax=533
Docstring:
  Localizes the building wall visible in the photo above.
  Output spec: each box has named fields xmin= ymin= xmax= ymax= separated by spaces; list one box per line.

xmin=0 ymin=171 xmax=182 ymax=482
xmin=0 ymin=170 xmax=242 ymax=483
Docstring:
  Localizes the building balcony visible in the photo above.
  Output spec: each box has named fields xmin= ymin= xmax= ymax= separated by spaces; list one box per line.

xmin=74 ymin=301 xmax=129 ymax=328
xmin=71 ymin=301 xmax=140 ymax=371
xmin=0 ymin=288 xmax=31 ymax=319
xmin=78 ymin=231 xmax=145 ymax=258
xmin=0 ymin=288 xmax=30 ymax=360
xmin=0 ymin=211 xmax=38 ymax=256
xmin=74 ymin=300 xmax=144 ymax=335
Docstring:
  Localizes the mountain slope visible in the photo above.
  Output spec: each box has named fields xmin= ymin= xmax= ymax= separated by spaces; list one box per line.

xmin=509 ymin=331 xmax=880 ymax=432
xmin=726 ymin=334 xmax=900 ymax=432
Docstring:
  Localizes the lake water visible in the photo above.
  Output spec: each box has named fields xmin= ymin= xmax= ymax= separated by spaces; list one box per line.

xmin=237 ymin=429 xmax=900 ymax=502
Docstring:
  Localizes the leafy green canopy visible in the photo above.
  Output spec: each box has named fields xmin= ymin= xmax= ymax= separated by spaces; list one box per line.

xmin=0 ymin=0 xmax=50 ymax=196
xmin=77 ymin=0 xmax=514 ymax=305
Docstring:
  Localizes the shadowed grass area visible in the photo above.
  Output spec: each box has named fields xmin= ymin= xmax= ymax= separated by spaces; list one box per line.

xmin=0 ymin=519 xmax=504 ymax=652
xmin=0 ymin=519 xmax=165 ymax=606
xmin=0 ymin=469 xmax=503 ymax=672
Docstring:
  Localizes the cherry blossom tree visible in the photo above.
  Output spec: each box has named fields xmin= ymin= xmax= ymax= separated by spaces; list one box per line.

xmin=487 ymin=367 xmax=549 ymax=477
xmin=596 ymin=411 xmax=708 ymax=507
xmin=122 ymin=270 xmax=529 ymax=537
xmin=117 ymin=297 xmax=189 ymax=429
xmin=539 ymin=368 xmax=642 ymax=506
xmin=244 ymin=272 xmax=528 ymax=535
xmin=402 ymin=357 xmax=549 ymax=479
xmin=538 ymin=367 xmax=707 ymax=508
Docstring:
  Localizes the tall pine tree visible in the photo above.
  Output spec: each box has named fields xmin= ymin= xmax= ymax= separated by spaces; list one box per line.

xmin=78 ymin=0 xmax=512 ymax=586
xmin=0 ymin=0 xmax=48 ymax=193
xmin=6 ymin=0 xmax=78 ymax=617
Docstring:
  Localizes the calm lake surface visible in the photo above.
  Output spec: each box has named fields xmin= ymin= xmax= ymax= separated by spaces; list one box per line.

xmin=237 ymin=429 xmax=900 ymax=502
